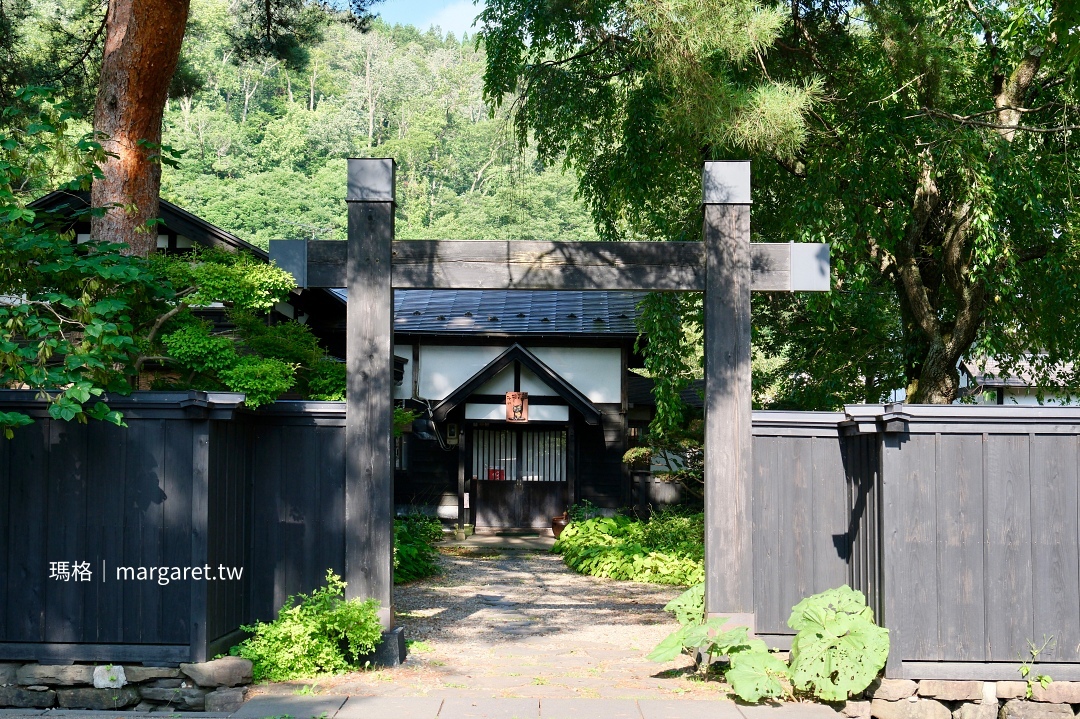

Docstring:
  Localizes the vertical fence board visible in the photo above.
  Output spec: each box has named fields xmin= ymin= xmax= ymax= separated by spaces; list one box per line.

xmin=162 ymin=420 xmax=194 ymax=643
xmin=984 ymin=433 xmax=1033 ymax=661
xmin=0 ymin=421 xmax=9 ymax=641
xmin=7 ymin=421 xmax=49 ymax=641
xmin=84 ymin=421 xmax=121 ymax=641
xmin=254 ymin=423 xmax=286 ymax=620
xmin=317 ymin=425 xmax=347 ymax=581
xmin=782 ymin=437 xmax=814 ymax=616
xmin=889 ymin=433 xmax=941 ymax=661
xmin=44 ymin=419 xmax=84 ymax=643
xmin=936 ymin=434 xmax=985 ymax=661
xmin=1030 ymin=435 xmax=1080 ymax=661
xmin=812 ymin=437 xmax=849 ymax=594
xmin=752 ymin=437 xmax=782 ymax=633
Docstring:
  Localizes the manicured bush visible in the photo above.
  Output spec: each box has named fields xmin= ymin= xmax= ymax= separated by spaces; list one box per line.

xmin=552 ymin=510 xmax=704 ymax=585
xmin=232 ymin=570 xmax=383 ymax=681
xmin=394 ymin=514 xmax=442 ymax=584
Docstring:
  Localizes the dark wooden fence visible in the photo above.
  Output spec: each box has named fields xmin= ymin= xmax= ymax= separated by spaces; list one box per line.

xmin=871 ymin=404 xmax=1080 ymax=680
xmin=3 ymin=393 xmax=1080 ymax=680
xmin=750 ymin=405 xmax=1080 ymax=680
xmin=0 ymin=391 xmax=248 ymax=664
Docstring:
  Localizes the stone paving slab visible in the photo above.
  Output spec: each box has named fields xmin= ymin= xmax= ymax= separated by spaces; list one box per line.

xmin=439 ymin=698 xmax=539 ymax=718
xmin=737 ymin=702 xmax=840 ymax=718
xmin=441 ymin=536 xmax=555 ymax=551
xmin=638 ymin=699 xmax=745 ymax=719
xmin=337 ymin=696 xmax=443 ymax=719
xmin=538 ymin=698 xmax=641 ymax=718
xmin=230 ymin=695 xmax=347 ymax=719
xmin=48 ymin=708 xmax=232 ymax=712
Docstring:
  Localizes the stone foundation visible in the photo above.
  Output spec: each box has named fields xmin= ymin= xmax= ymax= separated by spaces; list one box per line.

xmin=0 ymin=657 xmax=251 ymax=712
xmin=842 ymin=679 xmax=1080 ymax=719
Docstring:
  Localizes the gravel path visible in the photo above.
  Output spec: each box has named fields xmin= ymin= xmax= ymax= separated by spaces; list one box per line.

xmin=261 ymin=547 xmax=732 ymax=700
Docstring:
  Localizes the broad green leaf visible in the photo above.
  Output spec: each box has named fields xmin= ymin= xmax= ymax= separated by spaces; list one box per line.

xmin=725 ymin=650 xmax=789 ymax=702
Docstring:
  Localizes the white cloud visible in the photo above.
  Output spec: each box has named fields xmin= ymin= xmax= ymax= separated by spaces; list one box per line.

xmin=424 ymin=0 xmax=484 ymax=39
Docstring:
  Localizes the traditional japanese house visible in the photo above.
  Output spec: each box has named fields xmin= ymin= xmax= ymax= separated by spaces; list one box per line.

xmin=369 ymin=288 xmax=647 ymax=532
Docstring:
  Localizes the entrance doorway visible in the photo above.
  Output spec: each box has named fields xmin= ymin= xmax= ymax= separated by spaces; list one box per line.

xmin=471 ymin=427 xmax=568 ymax=530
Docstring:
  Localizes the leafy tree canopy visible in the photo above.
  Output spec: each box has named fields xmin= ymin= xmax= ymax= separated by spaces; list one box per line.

xmin=479 ymin=0 xmax=1080 ymax=416
xmin=0 ymin=89 xmax=347 ymax=436
xmin=158 ymin=6 xmax=599 ymax=246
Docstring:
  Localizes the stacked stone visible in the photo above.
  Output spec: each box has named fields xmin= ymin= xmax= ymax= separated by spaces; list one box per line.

xmin=0 ymin=656 xmax=252 ymax=712
xmin=841 ymin=679 xmax=1080 ymax=719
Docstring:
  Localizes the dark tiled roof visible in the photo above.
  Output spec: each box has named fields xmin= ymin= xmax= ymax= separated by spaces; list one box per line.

xmin=330 ymin=289 xmax=644 ymax=336
xmin=626 ymin=371 xmax=705 ymax=408
xmin=29 ymin=190 xmax=267 ymax=258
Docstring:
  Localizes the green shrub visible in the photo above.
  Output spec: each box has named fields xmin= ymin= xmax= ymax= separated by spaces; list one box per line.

xmin=394 ymin=515 xmax=442 ymax=584
xmin=232 ymin=570 xmax=382 ymax=682
xmin=552 ymin=511 xmax=704 ymax=585
xmin=648 ymin=583 xmax=889 ymax=703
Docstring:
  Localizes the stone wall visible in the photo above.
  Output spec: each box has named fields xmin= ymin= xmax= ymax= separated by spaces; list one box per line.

xmin=842 ymin=678 xmax=1080 ymax=719
xmin=0 ymin=657 xmax=251 ymax=712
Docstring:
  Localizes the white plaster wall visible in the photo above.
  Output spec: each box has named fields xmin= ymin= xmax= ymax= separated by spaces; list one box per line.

xmin=393 ymin=344 xmax=413 ymax=399
xmin=415 ymin=344 xmax=622 ymax=403
xmin=966 ymin=388 xmax=1072 ymax=406
xmin=529 ymin=347 xmax=622 ymax=403
xmin=418 ymin=345 xmax=505 ymax=400
xmin=519 ymin=366 xmax=555 ymax=396
xmin=476 ymin=365 xmax=515 ymax=394
xmin=465 ymin=403 xmax=569 ymax=421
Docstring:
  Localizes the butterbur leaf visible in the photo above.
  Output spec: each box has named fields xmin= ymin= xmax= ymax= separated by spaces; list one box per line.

xmin=787 ymin=585 xmax=889 ymax=701
xmin=646 ymin=627 xmax=689 ymax=663
xmin=788 ymin=585 xmax=873 ymax=631
xmin=663 ymin=583 xmax=705 ymax=626
xmin=725 ymin=650 xmax=789 ymax=702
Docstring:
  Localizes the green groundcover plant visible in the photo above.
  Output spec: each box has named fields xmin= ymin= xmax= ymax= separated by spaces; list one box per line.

xmin=552 ymin=510 xmax=704 ymax=586
xmin=393 ymin=514 xmax=442 ymax=584
xmin=648 ymin=584 xmax=889 ymax=703
xmin=231 ymin=570 xmax=383 ymax=682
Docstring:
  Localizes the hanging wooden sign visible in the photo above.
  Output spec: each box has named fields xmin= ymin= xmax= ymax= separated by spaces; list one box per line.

xmin=505 ymin=391 xmax=528 ymax=423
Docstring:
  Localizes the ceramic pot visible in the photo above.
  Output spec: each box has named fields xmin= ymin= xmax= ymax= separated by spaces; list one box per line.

xmin=552 ymin=513 xmax=569 ymax=539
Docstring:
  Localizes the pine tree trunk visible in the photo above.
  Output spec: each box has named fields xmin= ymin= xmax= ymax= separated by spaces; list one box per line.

xmin=91 ymin=0 xmax=190 ymax=257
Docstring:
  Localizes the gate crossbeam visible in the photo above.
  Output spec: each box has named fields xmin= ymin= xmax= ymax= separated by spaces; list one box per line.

xmin=269 ymin=158 xmax=830 ymax=631
xmin=275 ymin=237 xmax=828 ymax=293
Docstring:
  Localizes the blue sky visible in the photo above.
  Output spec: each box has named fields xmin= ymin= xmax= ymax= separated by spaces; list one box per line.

xmin=376 ymin=0 xmax=485 ymax=38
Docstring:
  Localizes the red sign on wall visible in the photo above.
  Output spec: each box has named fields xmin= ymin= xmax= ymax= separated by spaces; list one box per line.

xmin=487 ymin=468 xmax=506 ymax=481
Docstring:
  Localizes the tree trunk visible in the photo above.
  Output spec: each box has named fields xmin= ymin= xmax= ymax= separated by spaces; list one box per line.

xmin=365 ymin=46 xmax=374 ymax=146
xmin=91 ymin=0 xmax=191 ymax=257
xmin=908 ymin=337 xmax=962 ymax=403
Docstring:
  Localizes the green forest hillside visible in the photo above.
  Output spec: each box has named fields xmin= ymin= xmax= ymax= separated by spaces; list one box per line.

xmin=161 ymin=0 xmax=596 ymax=248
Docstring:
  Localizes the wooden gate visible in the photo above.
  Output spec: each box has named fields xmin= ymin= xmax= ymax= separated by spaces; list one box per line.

xmin=471 ymin=427 xmax=568 ymax=529
xmin=270 ymin=158 xmax=830 ymax=628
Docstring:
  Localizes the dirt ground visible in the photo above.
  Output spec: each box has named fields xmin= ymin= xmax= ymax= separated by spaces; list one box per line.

xmin=251 ymin=547 xmax=735 ymax=701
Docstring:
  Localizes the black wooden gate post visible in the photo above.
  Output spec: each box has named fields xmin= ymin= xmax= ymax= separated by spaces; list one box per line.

xmin=703 ymin=161 xmax=754 ymax=626
xmin=345 ymin=158 xmax=395 ymax=628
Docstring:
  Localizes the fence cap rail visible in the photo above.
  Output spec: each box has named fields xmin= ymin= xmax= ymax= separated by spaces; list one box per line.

xmin=0 ymin=390 xmax=247 ymax=418
xmin=751 ymin=410 xmax=847 ymax=436
xmin=842 ymin=402 xmax=1080 ymax=434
